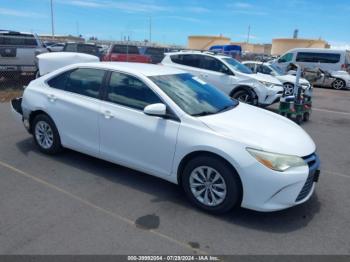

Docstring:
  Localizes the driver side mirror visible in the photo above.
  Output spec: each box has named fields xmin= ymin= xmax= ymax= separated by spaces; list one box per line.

xmin=144 ymin=103 xmax=167 ymax=117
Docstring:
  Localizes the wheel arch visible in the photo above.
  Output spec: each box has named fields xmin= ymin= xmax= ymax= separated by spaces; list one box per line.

xmin=176 ymin=150 xmax=243 ymax=202
xmin=28 ymin=109 xmax=52 ymax=133
xmin=229 ymin=85 xmax=256 ymax=97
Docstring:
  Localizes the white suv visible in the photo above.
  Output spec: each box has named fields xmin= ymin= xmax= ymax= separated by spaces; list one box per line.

xmin=162 ymin=51 xmax=284 ymax=106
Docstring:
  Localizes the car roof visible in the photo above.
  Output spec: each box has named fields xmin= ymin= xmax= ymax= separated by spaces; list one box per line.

xmin=71 ymin=62 xmax=186 ymax=77
xmin=165 ymin=51 xmax=230 ymax=59
xmin=288 ymin=48 xmax=347 ymax=53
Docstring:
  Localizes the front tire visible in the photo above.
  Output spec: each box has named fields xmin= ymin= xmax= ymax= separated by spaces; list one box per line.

xmin=283 ymin=83 xmax=295 ymax=96
xmin=332 ymin=79 xmax=345 ymax=90
xmin=182 ymin=155 xmax=242 ymax=214
xmin=231 ymin=89 xmax=258 ymax=106
xmin=32 ymin=114 xmax=62 ymax=154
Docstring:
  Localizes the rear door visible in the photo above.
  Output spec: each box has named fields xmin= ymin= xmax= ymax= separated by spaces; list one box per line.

xmin=0 ymin=33 xmax=38 ymax=69
xmin=45 ymin=67 xmax=106 ymax=156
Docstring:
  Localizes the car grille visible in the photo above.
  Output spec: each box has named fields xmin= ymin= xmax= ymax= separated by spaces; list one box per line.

xmin=295 ymin=153 xmax=319 ymax=202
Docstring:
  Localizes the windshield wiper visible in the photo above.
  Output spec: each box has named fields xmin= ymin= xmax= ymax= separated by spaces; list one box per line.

xmin=192 ymin=111 xmax=216 ymax=117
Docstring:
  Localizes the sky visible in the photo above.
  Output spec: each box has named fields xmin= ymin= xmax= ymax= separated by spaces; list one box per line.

xmin=0 ymin=0 xmax=349 ymax=48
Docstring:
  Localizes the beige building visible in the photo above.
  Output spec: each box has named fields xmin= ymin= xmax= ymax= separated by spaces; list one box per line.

xmin=188 ymin=35 xmax=231 ymax=50
xmin=231 ymin=42 xmax=272 ymax=55
xmin=271 ymin=38 xmax=329 ymax=55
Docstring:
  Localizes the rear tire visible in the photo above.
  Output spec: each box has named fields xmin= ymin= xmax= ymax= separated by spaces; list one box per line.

xmin=182 ymin=155 xmax=242 ymax=214
xmin=32 ymin=114 xmax=62 ymax=155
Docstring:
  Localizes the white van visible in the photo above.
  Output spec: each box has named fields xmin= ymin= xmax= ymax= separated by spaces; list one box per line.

xmin=274 ymin=48 xmax=350 ymax=73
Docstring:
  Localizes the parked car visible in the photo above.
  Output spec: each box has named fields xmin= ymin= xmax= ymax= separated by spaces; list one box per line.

xmin=138 ymin=46 xmax=168 ymax=64
xmin=11 ymin=62 xmax=320 ymax=214
xmin=161 ymin=51 xmax=284 ymax=106
xmin=63 ymin=42 xmax=102 ymax=59
xmin=47 ymin=43 xmax=65 ymax=52
xmin=273 ymin=48 xmax=350 ymax=74
xmin=243 ymin=61 xmax=312 ymax=96
xmin=102 ymin=44 xmax=151 ymax=63
xmin=209 ymin=45 xmax=242 ymax=60
xmin=288 ymin=67 xmax=350 ymax=90
xmin=0 ymin=30 xmax=47 ymax=78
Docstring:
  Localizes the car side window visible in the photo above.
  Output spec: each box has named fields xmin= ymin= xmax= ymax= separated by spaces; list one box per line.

xmin=47 ymin=71 xmax=71 ymax=90
xmin=199 ymin=56 xmax=231 ymax=74
xmin=64 ymin=68 xmax=105 ymax=98
xmin=170 ymin=54 xmax=201 ymax=68
xmin=244 ymin=63 xmax=256 ymax=72
xmin=278 ymin=53 xmax=293 ymax=63
xmin=106 ymin=72 xmax=162 ymax=110
xmin=64 ymin=44 xmax=76 ymax=52
xmin=257 ymin=65 xmax=272 ymax=74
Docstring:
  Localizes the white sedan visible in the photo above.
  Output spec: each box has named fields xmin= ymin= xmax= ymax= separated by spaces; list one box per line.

xmin=11 ymin=62 xmax=320 ymax=213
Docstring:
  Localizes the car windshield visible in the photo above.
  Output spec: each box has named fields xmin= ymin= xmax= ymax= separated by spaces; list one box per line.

xmin=149 ymin=73 xmax=238 ymax=116
xmin=268 ymin=64 xmax=284 ymax=76
xmin=222 ymin=57 xmax=253 ymax=74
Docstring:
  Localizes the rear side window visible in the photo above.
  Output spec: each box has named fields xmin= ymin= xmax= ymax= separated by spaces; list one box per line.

xmin=106 ymin=72 xmax=161 ymax=110
xmin=170 ymin=54 xmax=201 ymax=68
xmin=47 ymin=68 xmax=105 ymax=99
xmin=0 ymin=33 xmax=37 ymax=46
xmin=145 ymin=48 xmax=164 ymax=55
xmin=77 ymin=44 xmax=98 ymax=54
xmin=296 ymin=52 xmax=341 ymax=63
xmin=112 ymin=45 xmax=139 ymax=54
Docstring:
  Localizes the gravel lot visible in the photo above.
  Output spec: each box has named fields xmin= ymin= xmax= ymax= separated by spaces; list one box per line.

xmin=0 ymin=87 xmax=349 ymax=255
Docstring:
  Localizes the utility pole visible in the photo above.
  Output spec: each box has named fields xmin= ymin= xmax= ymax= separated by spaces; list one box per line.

xmin=246 ymin=24 xmax=251 ymax=43
xmin=50 ymin=0 xmax=55 ymax=39
xmin=149 ymin=16 xmax=152 ymax=45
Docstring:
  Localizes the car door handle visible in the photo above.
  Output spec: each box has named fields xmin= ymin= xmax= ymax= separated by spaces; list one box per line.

xmin=200 ymin=73 xmax=208 ymax=78
xmin=103 ymin=110 xmax=114 ymax=119
xmin=47 ymin=94 xmax=57 ymax=102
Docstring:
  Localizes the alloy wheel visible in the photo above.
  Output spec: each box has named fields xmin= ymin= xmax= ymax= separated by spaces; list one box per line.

xmin=189 ymin=166 xmax=227 ymax=207
xmin=283 ymin=83 xmax=295 ymax=96
xmin=35 ymin=121 xmax=54 ymax=149
xmin=333 ymin=79 xmax=345 ymax=90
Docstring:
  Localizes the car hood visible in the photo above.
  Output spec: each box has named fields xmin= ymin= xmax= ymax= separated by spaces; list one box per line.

xmin=251 ymin=73 xmax=282 ymax=85
xmin=276 ymin=75 xmax=310 ymax=85
xmin=199 ymin=103 xmax=315 ymax=157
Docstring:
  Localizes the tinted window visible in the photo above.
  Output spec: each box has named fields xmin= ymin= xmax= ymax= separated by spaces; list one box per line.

xmin=257 ymin=65 xmax=272 ymax=74
xmin=64 ymin=68 xmax=104 ymax=98
xmin=296 ymin=52 xmax=341 ymax=63
xmin=112 ymin=45 xmax=139 ymax=54
xmin=64 ymin=44 xmax=77 ymax=52
xmin=145 ymin=47 xmax=165 ymax=55
xmin=244 ymin=63 xmax=256 ymax=72
xmin=107 ymin=72 xmax=161 ymax=110
xmin=0 ymin=33 xmax=37 ymax=46
xmin=170 ymin=54 xmax=201 ymax=68
xmin=47 ymin=71 xmax=71 ymax=90
xmin=150 ymin=73 xmax=238 ymax=116
xmin=77 ymin=44 xmax=99 ymax=54
xmin=49 ymin=68 xmax=104 ymax=98
xmin=199 ymin=56 xmax=231 ymax=73
xmin=278 ymin=53 xmax=293 ymax=63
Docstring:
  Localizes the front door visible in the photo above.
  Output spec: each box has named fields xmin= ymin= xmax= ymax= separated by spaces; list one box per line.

xmin=99 ymin=71 xmax=180 ymax=177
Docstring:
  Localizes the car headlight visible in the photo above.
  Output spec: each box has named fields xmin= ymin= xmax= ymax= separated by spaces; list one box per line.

xmin=247 ymin=148 xmax=307 ymax=172
xmin=258 ymin=81 xmax=276 ymax=88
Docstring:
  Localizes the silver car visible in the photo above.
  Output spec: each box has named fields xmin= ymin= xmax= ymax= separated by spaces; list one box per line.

xmin=0 ymin=30 xmax=47 ymax=78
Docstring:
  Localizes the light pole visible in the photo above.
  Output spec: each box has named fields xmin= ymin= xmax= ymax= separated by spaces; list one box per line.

xmin=50 ymin=0 xmax=55 ymax=39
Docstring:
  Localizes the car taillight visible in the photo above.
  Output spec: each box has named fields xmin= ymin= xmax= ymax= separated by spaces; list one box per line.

xmin=341 ymin=64 xmax=348 ymax=70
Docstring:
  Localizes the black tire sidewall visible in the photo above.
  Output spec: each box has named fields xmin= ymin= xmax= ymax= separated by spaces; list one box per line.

xmin=32 ymin=114 xmax=62 ymax=154
xmin=332 ymin=79 xmax=345 ymax=90
xmin=182 ymin=156 xmax=242 ymax=214
xmin=232 ymin=89 xmax=258 ymax=106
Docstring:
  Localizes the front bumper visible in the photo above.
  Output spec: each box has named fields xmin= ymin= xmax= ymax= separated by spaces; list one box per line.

xmin=241 ymin=153 xmax=320 ymax=212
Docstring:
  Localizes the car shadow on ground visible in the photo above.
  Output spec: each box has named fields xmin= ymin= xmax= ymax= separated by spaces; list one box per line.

xmin=16 ymin=137 xmax=321 ymax=234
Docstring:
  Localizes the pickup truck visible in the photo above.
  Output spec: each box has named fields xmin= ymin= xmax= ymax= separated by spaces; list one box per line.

xmin=0 ymin=30 xmax=47 ymax=78
xmin=102 ymin=44 xmax=151 ymax=63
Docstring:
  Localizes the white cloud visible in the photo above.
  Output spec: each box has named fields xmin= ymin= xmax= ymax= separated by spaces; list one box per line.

xmin=329 ymin=41 xmax=350 ymax=50
xmin=0 ymin=8 xmax=45 ymax=18
xmin=185 ymin=6 xmax=210 ymax=13
xmin=232 ymin=2 xmax=254 ymax=9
